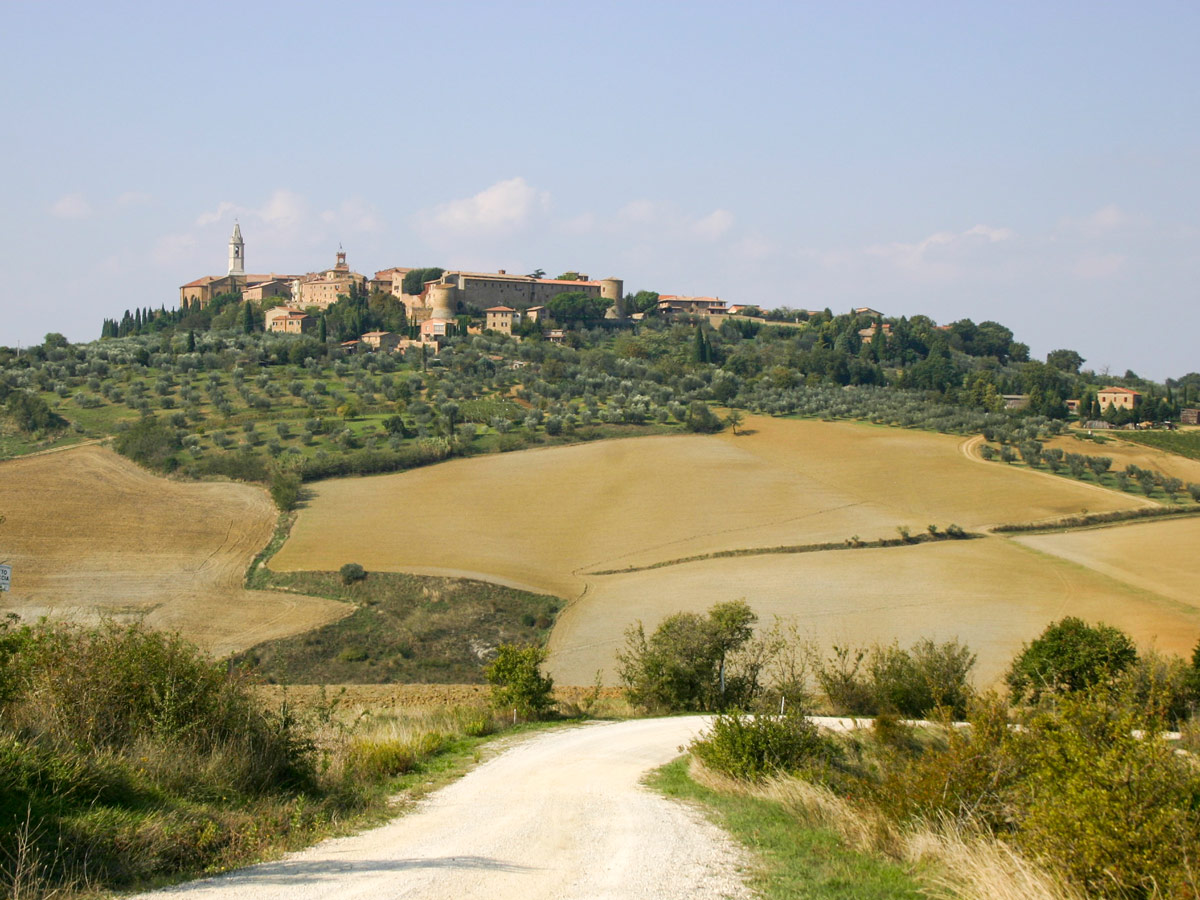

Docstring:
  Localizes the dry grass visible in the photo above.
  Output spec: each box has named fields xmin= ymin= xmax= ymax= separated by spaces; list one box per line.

xmin=0 ymin=446 xmax=348 ymax=655
xmin=693 ymin=760 xmax=1084 ymax=900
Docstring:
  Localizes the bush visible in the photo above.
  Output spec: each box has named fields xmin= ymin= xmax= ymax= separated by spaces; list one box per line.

xmin=339 ymin=563 xmax=366 ymax=585
xmin=1010 ymin=686 xmax=1200 ymax=897
xmin=5 ymin=390 xmax=65 ymax=433
xmin=1006 ymin=617 xmax=1138 ymax=703
xmin=113 ymin=416 xmax=181 ymax=471
xmin=691 ymin=711 xmax=837 ymax=781
xmin=485 ymin=644 xmax=555 ymax=719
xmin=617 ymin=600 xmax=758 ymax=712
xmin=269 ymin=471 xmax=302 ymax=512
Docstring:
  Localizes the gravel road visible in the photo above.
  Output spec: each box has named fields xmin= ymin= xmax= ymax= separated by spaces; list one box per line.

xmin=130 ymin=717 xmax=751 ymax=900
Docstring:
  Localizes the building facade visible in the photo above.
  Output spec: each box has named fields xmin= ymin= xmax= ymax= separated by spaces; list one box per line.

xmin=1097 ymin=387 xmax=1142 ymax=412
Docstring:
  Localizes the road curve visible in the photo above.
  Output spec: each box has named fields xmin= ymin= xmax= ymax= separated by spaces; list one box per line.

xmin=130 ymin=717 xmax=751 ymax=900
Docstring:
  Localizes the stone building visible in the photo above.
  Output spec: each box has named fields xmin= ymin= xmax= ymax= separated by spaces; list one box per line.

xmin=1097 ymin=386 xmax=1142 ymax=412
xmin=264 ymin=307 xmax=313 ymax=334
xmin=410 ymin=270 xmax=622 ymax=316
xmin=179 ymin=224 xmax=296 ymax=308
xmin=292 ymin=249 xmax=368 ymax=310
xmin=484 ymin=306 xmax=521 ymax=334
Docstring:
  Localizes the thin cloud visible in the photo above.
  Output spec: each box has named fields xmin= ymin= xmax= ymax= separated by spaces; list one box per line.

xmin=50 ymin=193 xmax=92 ymax=219
xmin=428 ymin=177 xmax=550 ymax=235
xmin=692 ymin=209 xmax=734 ymax=241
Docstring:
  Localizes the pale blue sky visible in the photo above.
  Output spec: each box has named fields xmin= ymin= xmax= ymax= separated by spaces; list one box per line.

xmin=3 ymin=1 xmax=1197 ymax=379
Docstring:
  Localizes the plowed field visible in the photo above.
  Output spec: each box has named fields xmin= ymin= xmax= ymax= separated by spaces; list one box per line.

xmin=271 ymin=417 xmax=1183 ymax=685
xmin=0 ymin=445 xmax=348 ymax=655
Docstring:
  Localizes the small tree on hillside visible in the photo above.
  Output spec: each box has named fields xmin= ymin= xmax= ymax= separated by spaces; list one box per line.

xmin=486 ymin=644 xmax=555 ymax=720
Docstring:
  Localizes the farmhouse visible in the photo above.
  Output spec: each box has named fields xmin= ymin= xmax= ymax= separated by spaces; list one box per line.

xmin=264 ymin=307 xmax=313 ymax=335
xmin=359 ymin=331 xmax=401 ymax=352
xmin=485 ymin=306 xmax=521 ymax=334
xmin=1097 ymin=386 xmax=1142 ymax=412
xmin=858 ymin=323 xmax=892 ymax=344
xmin=1181 ymin=408 xmax=1200 ymax=425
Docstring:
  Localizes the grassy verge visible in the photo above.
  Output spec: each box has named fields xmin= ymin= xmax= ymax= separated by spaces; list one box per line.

xmin=235 ymin=570 xmax=562 ymax=684
xmin=647 ymin=757 xmax=926 ymax=900
xmin=587 ymin=528 xmax=977 ymax=576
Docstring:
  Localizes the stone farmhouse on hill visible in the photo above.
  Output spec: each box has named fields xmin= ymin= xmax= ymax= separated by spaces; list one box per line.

xmin=1097 ymin=386 xmax=1142 ymax=412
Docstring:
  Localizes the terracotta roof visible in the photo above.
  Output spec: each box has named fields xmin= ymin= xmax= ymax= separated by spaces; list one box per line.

xmin=360 ymin=331 xmax=393 ymax=338
xmin=485 ymin=306 xmax=516 ymax=312
xmin=1099 ymin=386 xmax=1142 ymax=394
xmin=181 ymin=276 xmax=218 ymax=288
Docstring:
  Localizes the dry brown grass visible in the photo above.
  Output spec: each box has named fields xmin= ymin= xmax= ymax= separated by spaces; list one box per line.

xmin=694 ymin=760 xmax=1083 ymax=900
xmin=0 ymin=445 xmax=349 ymax=656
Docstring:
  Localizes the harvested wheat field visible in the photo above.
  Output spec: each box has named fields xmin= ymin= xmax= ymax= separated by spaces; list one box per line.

xmin=0 ymin=445 xmax=348 ymax=655
xmin=1014 ymin=517 xmax=1200 ymax=613
xmin=270 ymin=416 xmax=1177 ymax=685
xmin=273 ymin=416 xmax=1138 ymax=594
xmin=547 ymin=537 xmax=1200 ymax=686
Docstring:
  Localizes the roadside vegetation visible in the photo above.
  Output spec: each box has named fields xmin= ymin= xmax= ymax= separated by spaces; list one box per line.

xmin=630 ymin=606 xmax=1200 ymax=900
xmin=0 ymin=618 xmax=579 ymax=899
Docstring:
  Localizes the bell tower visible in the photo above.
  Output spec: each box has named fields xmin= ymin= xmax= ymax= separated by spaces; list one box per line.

xmin=228 ymin=222 xmax=245 ymax=276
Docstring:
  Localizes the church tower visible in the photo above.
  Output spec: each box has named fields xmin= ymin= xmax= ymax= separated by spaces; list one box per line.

xmin=228 ymin=223 xmax=245 ymax=276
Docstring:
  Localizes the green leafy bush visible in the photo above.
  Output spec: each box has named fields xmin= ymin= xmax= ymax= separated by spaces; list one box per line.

xmin=339 ymin=562 xmax=366 ymax=585
xmin=269 ymin=471 xmax=302 ymax=511
xmin=1006 ymin=617 xmax=1138 ymax=702
xmin=485 ymin=644 xmax=555 ymax=719
xmin=691 ymin=711 xmax=837 ymax=781
xmin=617 ymin=600 xmax=758 ymax=712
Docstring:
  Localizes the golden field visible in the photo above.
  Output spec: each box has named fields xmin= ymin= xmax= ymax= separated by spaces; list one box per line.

xmin=0 ymin=445 xmax=349 ymax=655
xmin=269 ymin=416 xmax=1189 ymax=686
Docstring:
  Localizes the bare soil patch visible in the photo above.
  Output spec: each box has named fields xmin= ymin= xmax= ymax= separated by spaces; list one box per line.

xmin=0 ymin=445 xmax=348 ymax=655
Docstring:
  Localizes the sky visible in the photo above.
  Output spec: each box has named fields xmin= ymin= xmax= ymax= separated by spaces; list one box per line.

xmin=2 ymin=1 xmax=1197 ymax=380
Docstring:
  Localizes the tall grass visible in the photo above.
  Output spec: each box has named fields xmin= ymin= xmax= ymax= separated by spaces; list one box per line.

xmin=0 ymin=620 xmax=515 ymax=898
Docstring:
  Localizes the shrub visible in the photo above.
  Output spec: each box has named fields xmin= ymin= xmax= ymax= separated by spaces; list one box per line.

xmin=617 ymin=600 xmax=758 ymax=712
xmin=485 ymin=644 xmax=555 ymax=719
xmin=339 ymin=563 xmax=366 ymax=585
xmin=1006 ymin=617 xmax=1138 ymax=703
xmin=113 ymin=416 xmax=181 ymax=471
xmin=269 ymin=471 xmax=302 ymax=512
xmin=1010 ymin=686 xmax=1200 ymax=898
xmin=690 ymin=711 xmax=837 ymax=781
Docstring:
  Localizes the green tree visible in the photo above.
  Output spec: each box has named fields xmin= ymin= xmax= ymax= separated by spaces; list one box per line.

xmin=339 ymin=562 xmax=366 ymax=585
xmin=1006 ymin=617 xmax=1138 ymax=703
xmin=485 ymin=644 xmax=555 ymax=719
xmin=617 ymin=600 xmax=759 ymax=712
xmin=6 ymin=391 xmax=66 ymax=433
xmin=547 ymin=291 xmax=611 ymax=324
xmin=269 ymin=472 xmax=302 ymax=512
xmin=401 ymin=267 xmax=445 ymax=295
xmin=1046 ymin=348 xmax=1085 ymax=373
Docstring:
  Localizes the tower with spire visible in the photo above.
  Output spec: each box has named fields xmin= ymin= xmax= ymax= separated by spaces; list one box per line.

xmin=228 ymin=222 xmax=245 ymax=276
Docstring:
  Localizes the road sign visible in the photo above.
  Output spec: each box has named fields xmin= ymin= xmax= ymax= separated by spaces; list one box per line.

xmin=0 ymin=565 xmax=9 ymax=592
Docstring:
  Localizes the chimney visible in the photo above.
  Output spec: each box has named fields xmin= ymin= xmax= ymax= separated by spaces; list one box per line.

xmin=498 ymin=269 xmax=506 ymax=275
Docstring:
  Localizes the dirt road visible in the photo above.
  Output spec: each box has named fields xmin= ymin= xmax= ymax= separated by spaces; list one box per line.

xmin=131 ymin=717 xmax=751 ymax=900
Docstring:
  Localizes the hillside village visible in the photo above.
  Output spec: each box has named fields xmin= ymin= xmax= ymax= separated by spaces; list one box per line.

xmin=170 ymin=225 xmax=1198 ymax=431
